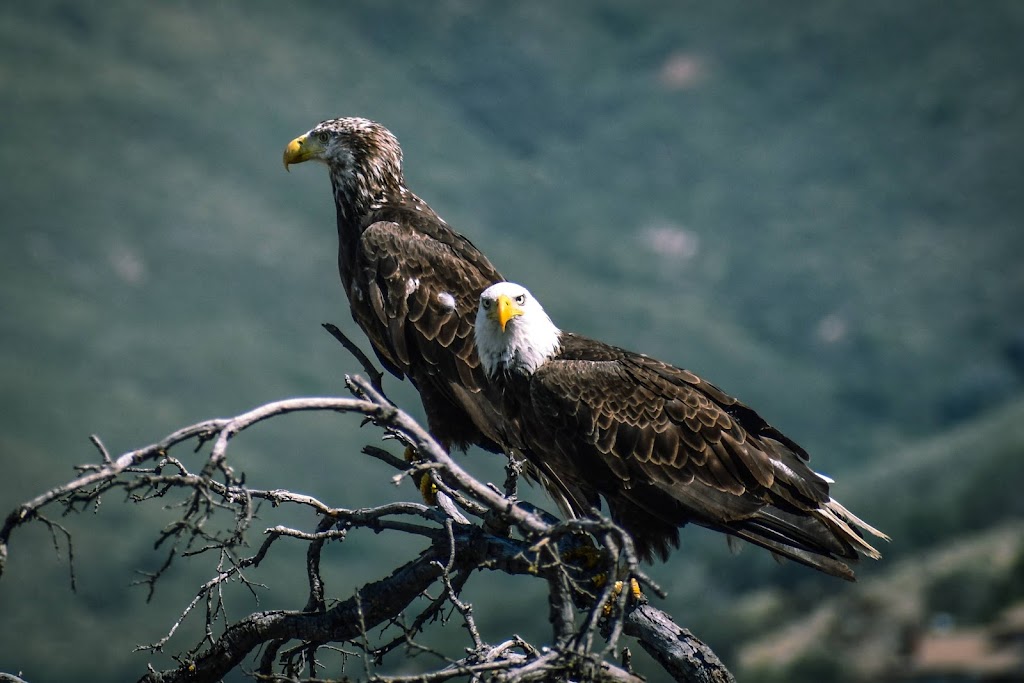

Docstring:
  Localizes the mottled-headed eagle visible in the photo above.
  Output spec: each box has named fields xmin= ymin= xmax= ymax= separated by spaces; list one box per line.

xmin=284 ymin=117 xmax=506 ymax=454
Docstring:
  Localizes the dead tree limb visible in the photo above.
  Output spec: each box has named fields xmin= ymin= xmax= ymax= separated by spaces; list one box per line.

xmin=1 ymin=365 xmax=733 ymax=682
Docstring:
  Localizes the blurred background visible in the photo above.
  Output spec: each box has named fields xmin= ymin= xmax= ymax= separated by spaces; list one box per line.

xmin=2 ymin=2 xmax=1023 ymax=681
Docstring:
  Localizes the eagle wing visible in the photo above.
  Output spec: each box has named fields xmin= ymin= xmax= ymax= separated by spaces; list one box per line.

xmin=355 ymin=220 xmax=497 ymax=389
xmin=530 ymin=348 xmax=806 ymax=501
xmin=344 ymin=219 xmax=516 ymax=453
xmin=528 ymin=337 xmax=881 ymax=574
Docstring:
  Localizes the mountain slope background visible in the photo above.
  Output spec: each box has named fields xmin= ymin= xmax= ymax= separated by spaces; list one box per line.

xmin=1 ymin=2 xmax=1022 ymax=680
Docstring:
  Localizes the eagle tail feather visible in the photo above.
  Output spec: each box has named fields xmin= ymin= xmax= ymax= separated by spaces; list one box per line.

xmin=727 ymin=522 xmax=858 ymax=581
xmin=822 ymin=498 xmax=890 ymax=558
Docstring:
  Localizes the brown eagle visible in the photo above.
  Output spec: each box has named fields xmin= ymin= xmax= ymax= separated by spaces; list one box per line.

xmin=283 ymin=117 xmax=507 ymax=454
xmin=475 ymin=282 xmax=888 ymax=580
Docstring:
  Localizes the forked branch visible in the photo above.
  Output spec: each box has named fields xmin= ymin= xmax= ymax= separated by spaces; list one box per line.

xmin=1 ymin=341 xmax=732 ymax=682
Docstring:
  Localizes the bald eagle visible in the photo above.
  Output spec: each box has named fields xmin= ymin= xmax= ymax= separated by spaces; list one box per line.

xmin=283 ymin=117 xmax=507 ymax=454
xmin=475 ymin=282 xmax=888 ymax=580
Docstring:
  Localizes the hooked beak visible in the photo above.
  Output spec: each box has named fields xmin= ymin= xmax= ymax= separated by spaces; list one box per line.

xmin=282 ymin=133 xmax=325 ymax=171
xmin=492 ymin=294 xmax=523 ymax=332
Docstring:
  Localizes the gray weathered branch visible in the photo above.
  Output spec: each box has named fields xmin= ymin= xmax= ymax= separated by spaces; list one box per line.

xmin=1 ymin=376 xmax=733 ymax=683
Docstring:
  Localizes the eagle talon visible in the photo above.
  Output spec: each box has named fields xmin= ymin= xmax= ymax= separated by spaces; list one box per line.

xmin=602 ymin=578 xmax=645 ymax=617
xmin=418 ymin=471 xmax=438 ymax=505
xmin=629 ymin=577 xmax=644 ymax=601
xmin=405 ymin=446 xmax=438 ymax=505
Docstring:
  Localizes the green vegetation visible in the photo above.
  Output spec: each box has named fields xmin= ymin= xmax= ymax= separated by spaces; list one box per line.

xmin=1 ymin=2 xmax=1022 ymax=681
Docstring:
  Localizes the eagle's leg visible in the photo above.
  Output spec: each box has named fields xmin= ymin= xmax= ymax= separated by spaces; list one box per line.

xmin=404 ymin=446 xmax=438 ymax=505
xmin=560 ymin=543 xmax=643 ymax=612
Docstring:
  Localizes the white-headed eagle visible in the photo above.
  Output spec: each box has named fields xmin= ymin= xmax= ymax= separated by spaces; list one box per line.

xmin=475 ymin=282 xmax=888 ymax=580
xmin=283 ymin=117 xmax=507 ymax=454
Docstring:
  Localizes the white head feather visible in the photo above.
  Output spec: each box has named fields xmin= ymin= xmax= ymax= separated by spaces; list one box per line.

xmin=475 ymin=282 xmax=561 ymax=377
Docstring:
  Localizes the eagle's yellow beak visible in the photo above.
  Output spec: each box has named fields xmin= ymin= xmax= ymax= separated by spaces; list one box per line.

xmin=493 ymin=294 xmax=523 ymax=332
xmin=283 ymin=133 xmax=324 ymax=171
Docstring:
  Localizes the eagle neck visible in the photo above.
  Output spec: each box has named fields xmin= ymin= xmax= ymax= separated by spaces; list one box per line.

xmin=328 ymin=152 xmax=405 ymax=232
xmin=329 ymin=174 xmax=370 ymax=228
xmin=477 ymin=317 xmax=562 ymax=379
xmin=329 ymin=165 xmax=406 ymax=279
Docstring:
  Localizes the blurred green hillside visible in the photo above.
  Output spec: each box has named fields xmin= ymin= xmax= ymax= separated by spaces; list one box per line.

xmin=1 ymin=2 xmax=1022 ymax=681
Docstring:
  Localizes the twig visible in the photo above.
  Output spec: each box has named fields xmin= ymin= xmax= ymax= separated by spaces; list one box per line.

xmin=322 ymin=322 xmax=385 ymax=391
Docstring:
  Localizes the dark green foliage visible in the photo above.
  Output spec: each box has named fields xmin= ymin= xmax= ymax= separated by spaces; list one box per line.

xmin=926 ymin=567 xmax=1006 ymax=626
xmin=786 ymin=649 xmax=855 ymax=683
xmin=990 ymin=544 xmax=1024 ymax=615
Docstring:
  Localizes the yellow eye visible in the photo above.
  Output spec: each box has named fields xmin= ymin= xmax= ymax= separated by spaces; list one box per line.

xmin=317 ymin=131 xmax=329 ymax=144
xmin=514 ymin=294 xmax=526 ymax=305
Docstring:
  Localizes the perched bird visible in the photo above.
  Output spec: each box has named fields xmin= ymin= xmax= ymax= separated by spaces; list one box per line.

xmin=283 ymin=117 xmax=507 ymax=454
xmin=475 ymin=282 xmax=888 ymax=580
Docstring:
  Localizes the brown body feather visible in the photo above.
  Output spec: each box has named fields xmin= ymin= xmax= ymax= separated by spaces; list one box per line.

xmin=491 ymin=331 xmax=887 ymax=580
xmin=286 ymin=118 xmax=506 ymax=451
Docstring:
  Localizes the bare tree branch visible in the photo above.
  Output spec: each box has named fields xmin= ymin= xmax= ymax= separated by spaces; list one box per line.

xmin=322 ymin=322 xmax=385 ymax=392
xmin=624 ymin=604 xmax=734 ymax=683
xmin=1 ymin=346 xmax=733 ymax=682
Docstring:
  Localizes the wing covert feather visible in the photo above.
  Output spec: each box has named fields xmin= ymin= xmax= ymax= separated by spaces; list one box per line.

xmin=357 ymin=221 xmax=497 ymax=393
xmin=530 ymin=351 xmax=781 ymax=504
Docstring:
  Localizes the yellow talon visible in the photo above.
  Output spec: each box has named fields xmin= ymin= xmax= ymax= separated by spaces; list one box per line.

xmin=602 ymin=581 xmax=623 ymax=617
xmin=406 ymin=446 xmax=438 ymax=505
xmin=602 ymin=578 xmax=645 ymax=617
xmin=418 ymin=471 xmax=438 ymax=505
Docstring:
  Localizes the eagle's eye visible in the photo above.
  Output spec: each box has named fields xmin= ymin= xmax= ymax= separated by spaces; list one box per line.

xmin=317 ymin=131 xmax=330 ymax=144
xmin=481 ymin=299 xmax=492 ymax=310
xmin=514 ymin=294 xmax=526 ymax=305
